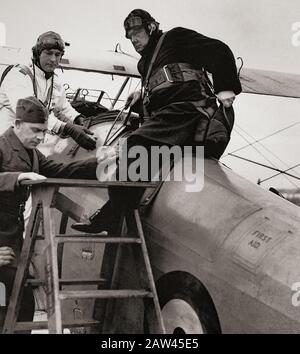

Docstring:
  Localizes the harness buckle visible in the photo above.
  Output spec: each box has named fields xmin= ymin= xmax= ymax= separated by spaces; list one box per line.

xmin=143 ymin=92 xmax=150 ymax=107
xmin=163 ymin=65 xmax=174 ymax=83
xmin=19 ymin=202 xmax=25 ymax=215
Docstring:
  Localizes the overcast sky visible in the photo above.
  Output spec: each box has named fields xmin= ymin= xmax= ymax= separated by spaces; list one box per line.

xmin=1 ymin=0 xmax=300 ymax=71
xmin=1 ymin=0 xmax=300 ymax=191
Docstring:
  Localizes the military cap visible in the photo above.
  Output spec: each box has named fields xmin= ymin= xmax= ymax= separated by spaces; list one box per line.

xmin=16 ymin=96 xmax=49 ymax=123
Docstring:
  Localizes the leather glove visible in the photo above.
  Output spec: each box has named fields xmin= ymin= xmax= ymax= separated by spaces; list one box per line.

xmin=62 ymin=122 xmax=96 ymax=150
xmin=125 ymin=90 xmax=142 ymax=109
xmin=73 ymin=114 xmax=86 ymax=126
xmin=128 ymin=114 xmax=144 ymax=130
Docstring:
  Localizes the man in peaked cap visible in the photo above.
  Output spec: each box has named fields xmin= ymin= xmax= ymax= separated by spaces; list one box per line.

xmin=0 ymin=30 xmax=96 ymax=150
xmin=0 ymin=96 xmax=100 ymax=331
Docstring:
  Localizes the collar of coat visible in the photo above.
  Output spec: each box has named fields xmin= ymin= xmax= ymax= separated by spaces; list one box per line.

xmin=140 ymin=30 xmax=163 ymax=57
xmin=4 ymin=127 xmax=35 ymax=168
xmin=33 ymin=63 xmax=58 ymax=81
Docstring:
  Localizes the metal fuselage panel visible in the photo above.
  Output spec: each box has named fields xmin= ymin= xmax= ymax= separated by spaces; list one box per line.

xmin=46 ymin=124 xmax=300 ymax=333
xmin=143 ymin=159 xmax=300 ymax=333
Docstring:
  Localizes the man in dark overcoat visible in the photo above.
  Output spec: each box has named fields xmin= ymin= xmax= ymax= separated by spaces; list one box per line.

xmin=72 ymin=8 xmax=242 ymax=233
xmin=0 ymin=96 xmax=98 ymax=330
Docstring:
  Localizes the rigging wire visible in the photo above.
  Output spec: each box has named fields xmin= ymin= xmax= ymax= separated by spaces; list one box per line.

xmin=223 ymin=120 xmax=300 ymax=158
xmin=228 ymin=153 xmax=300 ymax=182
xmin=230 ymin=126 xmax=281 ymax=168
xmin=233 ymin=124 xmax=300 ymax=189
xmin=258 ymin=163 xmax=300 ymax=185
xmin=228 ymin=126 xmax=300 ymax=188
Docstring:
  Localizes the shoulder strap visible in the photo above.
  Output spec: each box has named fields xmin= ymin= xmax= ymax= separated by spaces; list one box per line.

xmin=203 ymin=70 xmax=232 ymax=132
xmin=0 ymin=64 xmax=37 ymax=97
xmin=144 ymin=32 xmax=168 ymax=91
xmin=18 ymin=64 xmax=37 ymax=97
xmin=0 ymin=64 xmax=14 ymax=87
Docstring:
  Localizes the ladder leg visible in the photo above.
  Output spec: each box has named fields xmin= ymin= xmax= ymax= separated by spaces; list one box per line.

xmin=57 ymin=213 xmax=68 ymax=285
xmin=101 ymin=213 xmax=126 ymax=334
xmin=2 ymin=197 xmax=41 ymax=334
xmin=91 ymin=211 xmax=126 ymax=333
xmin=133 ymin=209 xmax=165 ymax=334
xmin=41 ymin=187 xmax=62 ymax=334
xmin=92 ymin=244 xmax=117 ymax=333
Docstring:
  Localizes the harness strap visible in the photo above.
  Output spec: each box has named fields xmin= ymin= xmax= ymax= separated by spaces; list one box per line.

xmin=139 ymin=180 xmax=164 ymax=213
xmin=18 ymin=64 xmax=35 ymax=91
xmin=139 ymin=159 xmax=175 ymax=214
xmin=191 ymin=99 xmax=218 ymax=119
xmin=148 ymin=63 xmax=207 ymax=93
xmin=144 ymin=32 xmax=168 ymax=92
xmin=0 ymin=64 xmax=35 ymax=91
xmin=142 ymin=32 xmax=168 ymax=116
xmin=0 ymin=65 xmax=14 ymax=87
xmin=0 ymin=64 xmax=53 ymax=110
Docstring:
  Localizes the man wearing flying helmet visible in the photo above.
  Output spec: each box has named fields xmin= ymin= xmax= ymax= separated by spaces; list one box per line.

xmin=72 ymin=9 xmax=242 ymax=234
xmin=123 ymin=9 xmax=241 ymax=140
xmin=0 ymin=31 xmax=96 ymax=151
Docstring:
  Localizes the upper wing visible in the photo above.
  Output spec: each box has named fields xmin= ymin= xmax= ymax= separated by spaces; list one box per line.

xmin=240 ymin=67 xmax=300 ymax=99
xmin=0 ymin=46 xmax=140 ymax=78
xmin=58 ymin=50 xmax=140 ymax=78
xmin=2 ymin=46 xmax=300 ymax=98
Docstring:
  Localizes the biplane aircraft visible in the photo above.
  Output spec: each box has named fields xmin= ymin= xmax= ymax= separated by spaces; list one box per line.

xmin=1 ymin=45 xmax=300 ymax=334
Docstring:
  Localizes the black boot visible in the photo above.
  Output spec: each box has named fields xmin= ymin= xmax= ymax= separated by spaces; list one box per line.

xmin=71 ymin=200 xmax=113 ymax=233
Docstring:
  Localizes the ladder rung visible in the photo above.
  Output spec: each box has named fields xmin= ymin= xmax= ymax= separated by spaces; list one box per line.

xmin=15 ymin=319 xmax=100 ymax=331
xmin=59 ymin=289 xmax=154 ymax=300
xmin=26 ymin=278 xmax=107 ymax=286
xmin=59 ymin=279 xmax=107 ymax=286
xmin=55 ymin=236 xmax=142 ymax=244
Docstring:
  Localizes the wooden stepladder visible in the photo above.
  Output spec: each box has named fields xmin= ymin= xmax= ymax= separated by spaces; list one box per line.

xmin=2 ymin=178 xmax=165 ymax=334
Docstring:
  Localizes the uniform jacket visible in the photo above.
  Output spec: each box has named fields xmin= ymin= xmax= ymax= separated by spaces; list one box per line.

xmin=132 ymin=27 xmax=242 ymax=145
xmin=0 ymin=127 xmax=97 ymax=206
xmin=0 ymin=127 xmax=97 ymax=256
xmin=0 ymin=64 xmax=79 ymax=135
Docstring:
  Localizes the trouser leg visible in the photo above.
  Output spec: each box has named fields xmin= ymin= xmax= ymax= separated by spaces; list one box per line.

xmin=108 ymin=134 xmax=168 ymax=212
xmin=0 ymin=266 xmax=34 ymax=333
xmin=71 ymin=135 xmax=171 ymax=233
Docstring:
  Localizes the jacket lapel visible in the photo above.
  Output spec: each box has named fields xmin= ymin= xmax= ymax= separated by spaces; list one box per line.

xmin=6 ymin=127 xmax=32 ymax=168
xmin=32 ymin=149 xmax=40 ymax=173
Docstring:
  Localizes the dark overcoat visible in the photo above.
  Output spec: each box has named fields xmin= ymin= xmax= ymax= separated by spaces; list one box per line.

xmin=132 ymin=27 xmax=242 ymax=145
xmin=0 ymin=127 xmax=97 ymax=261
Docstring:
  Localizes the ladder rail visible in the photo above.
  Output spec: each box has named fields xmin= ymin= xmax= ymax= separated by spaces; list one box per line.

xmin=134 ymin=209 xmax=166 ymax=334
xmin=4 ymin=179 xmax=164 ymax=334
xmin=20 ymin=178 xmax=158 ymax=189
xmin=2 ymin=198 xmax=42 ymax=334
xmin=42 ymin=186 xmax=63 ymax=334
xmin=101 ymin=213 xmax=128 ymax=333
